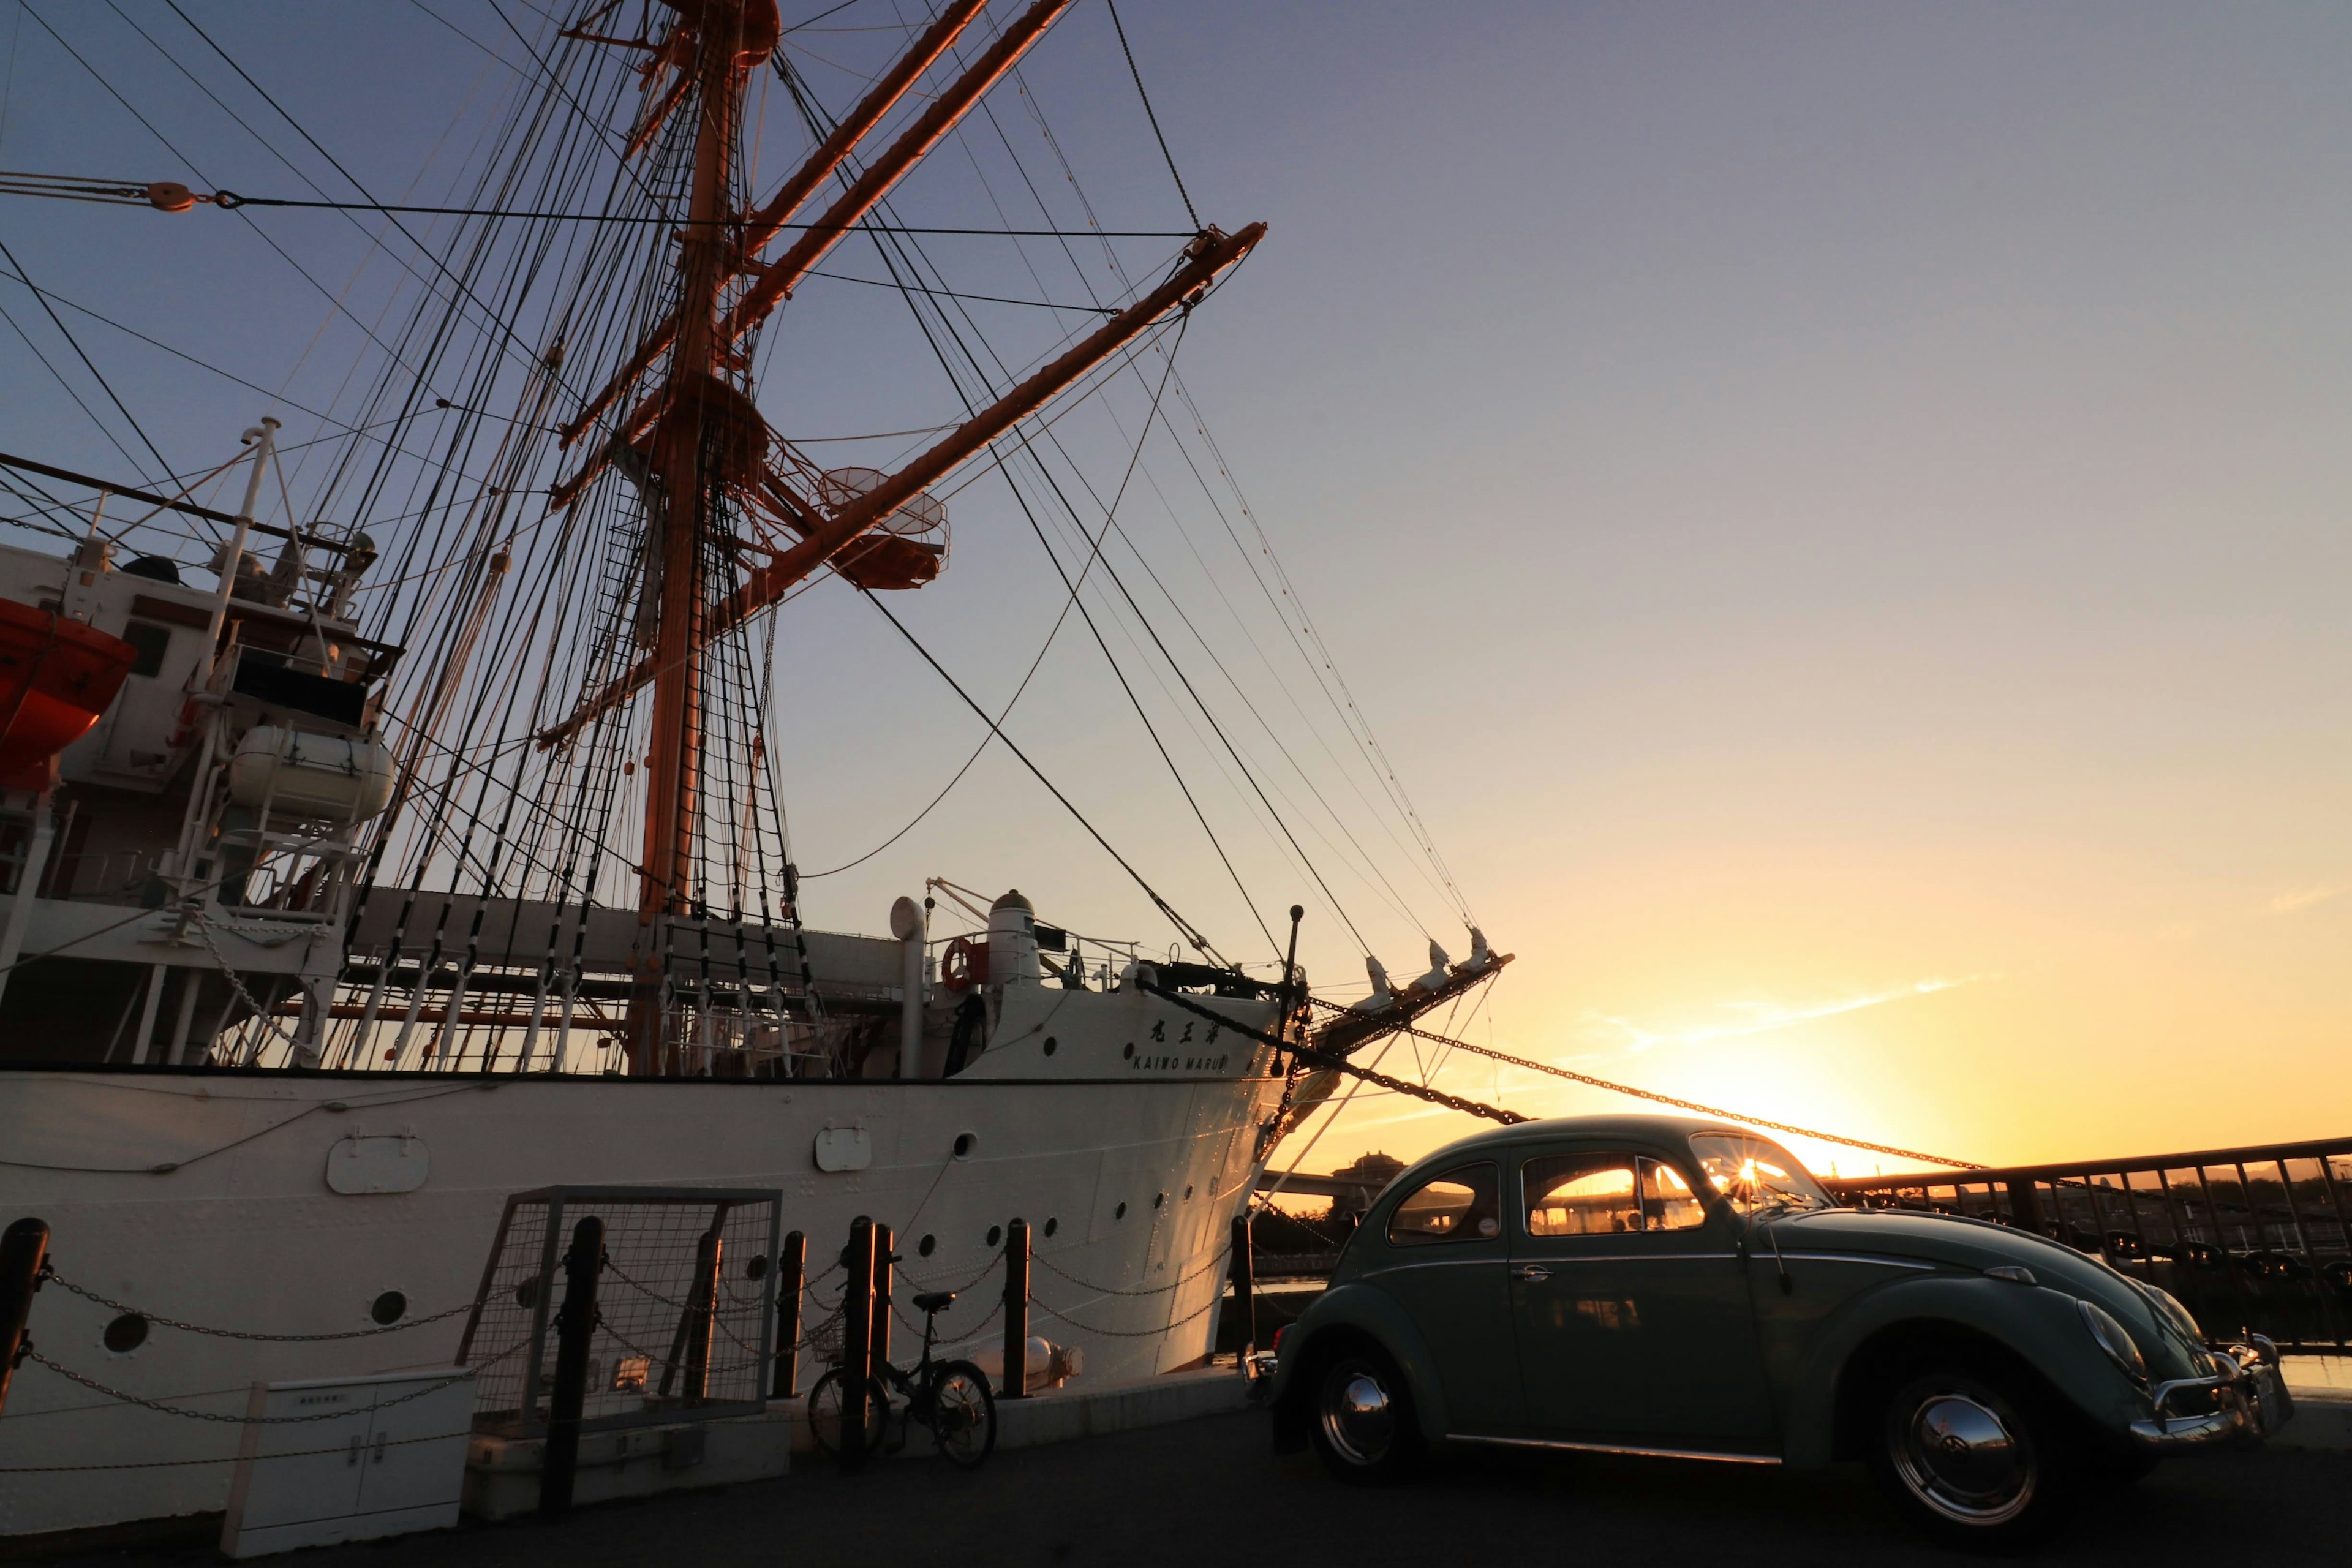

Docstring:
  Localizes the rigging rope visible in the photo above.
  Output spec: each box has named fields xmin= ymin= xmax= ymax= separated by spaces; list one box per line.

xmin=1104 ymin=0 xmax=1200 ymax=232
xmin=1300 ymin=997 xmax=1987 ymax=1170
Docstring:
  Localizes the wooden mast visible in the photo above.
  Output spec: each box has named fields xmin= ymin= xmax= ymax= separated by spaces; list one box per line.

xmin=627 ymin=0 xmax=777 ymax=1076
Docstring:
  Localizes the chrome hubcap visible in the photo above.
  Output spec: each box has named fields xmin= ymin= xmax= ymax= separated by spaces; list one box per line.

xmin=1320 ymin=1365 xmax=1395 ymax=1465
xmin=1890 ymin=1388 xmax=2034 ymax=1525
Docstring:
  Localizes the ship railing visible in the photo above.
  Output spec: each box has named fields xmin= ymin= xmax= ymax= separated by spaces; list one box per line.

xmin=1825 ymin=1134 xmax=2352 ymax=1352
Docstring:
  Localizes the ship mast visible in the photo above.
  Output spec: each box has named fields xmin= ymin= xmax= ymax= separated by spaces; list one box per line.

xmin=627 ymin=0 xmax=776 ymax=1073
xmin=579 ymin=0 xmax=1264 ymax=1074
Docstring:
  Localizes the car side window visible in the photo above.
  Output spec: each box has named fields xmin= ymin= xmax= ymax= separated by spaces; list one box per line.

xmin=1387 ymin=1162 xmax=1501 ymax=1246
xmin=1523 ymin=1153 xmax=1642 ymax=1236
xmin=1523 ymin=1154 xmax=1710 ymax=1235
xmin=1639 ymin=1158 xmax=1708 ymax=1231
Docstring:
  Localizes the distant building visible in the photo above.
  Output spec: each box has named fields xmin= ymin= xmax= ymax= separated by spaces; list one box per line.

xmin=1328 ymin=1152 xmax=1407 ymax=1221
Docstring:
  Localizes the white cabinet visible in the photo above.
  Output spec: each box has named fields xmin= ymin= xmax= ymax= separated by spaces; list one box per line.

xmin=221 ymin=1368 xmax=475 ymax=1558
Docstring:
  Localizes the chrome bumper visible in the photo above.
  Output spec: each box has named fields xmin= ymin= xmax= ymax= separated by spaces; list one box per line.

xmin=2128 ymin=1336 xmax=2294 ymax=1452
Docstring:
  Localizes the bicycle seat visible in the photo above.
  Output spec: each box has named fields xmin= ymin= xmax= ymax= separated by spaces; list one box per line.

xmin=911 ymin=1290 xmax=957 ymax=1314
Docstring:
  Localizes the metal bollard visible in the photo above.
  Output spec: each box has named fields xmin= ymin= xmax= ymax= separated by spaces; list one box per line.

xmin=1231 ymin=1212 xmax=1256 ymax=1364
xmin=1002 ymin=1218 xmax=1030 ymax=1399
xmin=540 ymin=1215 xmax=602 ymax=1520
xmin=0 ymin=1218 xmax=48 ymax=1420
xmin=772 ymin=1230 xmax=805 ymax=1400
xmin=840 ymin=1218 xmax=875 ymax=1474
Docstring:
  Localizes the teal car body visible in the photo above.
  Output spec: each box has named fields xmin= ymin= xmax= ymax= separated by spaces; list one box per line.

xmin=1269 ymin=1115 xmax=2291 ymax=1486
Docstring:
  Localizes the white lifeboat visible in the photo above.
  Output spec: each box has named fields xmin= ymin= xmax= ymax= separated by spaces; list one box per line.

xmin=226 ymin=726 xmax=394 ymax=823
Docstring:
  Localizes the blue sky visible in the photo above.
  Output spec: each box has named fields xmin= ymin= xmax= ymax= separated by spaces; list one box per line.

xmin=2 ymin=2 xmax=2346 ymax=1171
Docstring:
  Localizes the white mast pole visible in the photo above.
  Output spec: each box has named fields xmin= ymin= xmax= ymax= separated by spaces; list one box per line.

xmin=138 ymin=418 xmax=279 ymax=1065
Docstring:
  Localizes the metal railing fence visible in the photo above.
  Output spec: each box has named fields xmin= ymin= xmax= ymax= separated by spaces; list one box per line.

xmin=1825 ymin=1136 xmax=2352 ymax=1352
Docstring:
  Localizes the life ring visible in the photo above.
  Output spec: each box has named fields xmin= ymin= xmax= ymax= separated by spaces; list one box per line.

xmin=941 ymin=934 xmax=989 ymax=992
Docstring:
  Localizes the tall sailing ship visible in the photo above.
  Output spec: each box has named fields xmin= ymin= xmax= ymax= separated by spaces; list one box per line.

xmin=0 ymin=0 xmax=1501 ymax=1534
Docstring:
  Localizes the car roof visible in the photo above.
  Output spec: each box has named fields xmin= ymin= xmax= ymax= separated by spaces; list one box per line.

xmin=1398 ymin=1113 xmax=1770 ymax=1178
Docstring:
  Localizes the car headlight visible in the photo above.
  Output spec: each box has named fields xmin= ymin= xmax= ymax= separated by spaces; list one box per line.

xmin=2079 ymin=1299 xmax=2147 ymax=1382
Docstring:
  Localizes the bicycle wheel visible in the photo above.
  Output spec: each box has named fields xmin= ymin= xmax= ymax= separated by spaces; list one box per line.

xmin=927 ymin=1360 xmax=997 ymax=1469
xmin=806 ymin=1367 xmax=889 ymax=1458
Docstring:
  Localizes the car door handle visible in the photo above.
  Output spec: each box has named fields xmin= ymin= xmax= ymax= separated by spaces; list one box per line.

xmin=1514 ymin=1264 xmax=1551 ymax=1283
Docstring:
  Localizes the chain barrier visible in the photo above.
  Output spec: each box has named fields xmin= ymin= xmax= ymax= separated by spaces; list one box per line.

xmin=1029 ymin=1291 xmax=1221 ymax=1340
xmin=43 ymin=1268 xmax=486 ymax=1341
xmin=1305 ymin=997 xmax=1985 ymax=1170
xmin=189 ymin=912 xmax=302 ymax=1058
xmin=590 ymin=1316 xmax=766 ymax=1384
xmin=21 ymin=1342 xmax=519 ymax=1425
xmin=1142 ymin=982 xmax=1526 ymax=1128
xmin=1031 ymin=1243 xmax=1232 ymax=1299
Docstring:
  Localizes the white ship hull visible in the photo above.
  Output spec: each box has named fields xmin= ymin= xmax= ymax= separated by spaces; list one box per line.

xmin=0 ymin=1055 xmax=1285 ymax=1537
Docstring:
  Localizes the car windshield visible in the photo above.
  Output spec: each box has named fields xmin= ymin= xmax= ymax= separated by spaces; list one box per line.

xmin=1690 ymin=1132 xmax=1836 ymax=1215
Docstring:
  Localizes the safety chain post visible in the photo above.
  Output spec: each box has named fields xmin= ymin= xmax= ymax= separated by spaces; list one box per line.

xmin=1001 ymin=1218 xmax=1030 ymax=1399
xmin=1229 ymin=1212 xmax=1256 ymax=1369
xmin=539 ymin=1215 xmax=602 ymax=1520
xmin=771 ymin=1229 xmax=805 ymax=1400
xmin=840 ymin=1219 xmax=876 ymax=1474
xmin=1279 ymin=903 xmax=1303 ymax=1041
xmin=0 ymin=1218 xmax=48 ymax=1420
xmin=869 ymin=1223 xmax=894 ymax=1379
xmin=682 ymin=1221 xmax=722 ymax=1403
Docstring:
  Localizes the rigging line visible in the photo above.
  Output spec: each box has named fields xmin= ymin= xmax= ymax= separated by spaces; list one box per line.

xmin=158 ymin=1 xmax=599 ymax=414
xmin=936 ymin=86 xmax=1406 ymax=944
xmin=989 ymin=77 xmax=1473 ymax=930
xmin=799 ymin=263 xmax=1114 ymax=313
xmin=854 ymin=585 xmax=1221 ymax=967
xmin=14 ymin=6 xmax=442 ymax=399
xmin=1103 ymin=0 xmax=1198 ymax=232
xmin=1170 ymin=377 xmax=1477 ymax=923
xmin=991 ymin=344 xmax=1372 ymax=957
xmin=0 ymin=234 xmax=169 ymax=480
xmin=0 ymin=265 xmax=351 ymax=433
xmin=172 ymin=195 xmax=1193 ymax=238
xmin=857 ymin=219 xmax=1261 ymax=960
xmin=784 ymin=0 xmax=870 ymax=36
xmin=801 ymin=324 xmax=1188 ymax=882
xmin=1306 ymin=999 xmax=1985 ymax=1172
xmin=790 ymin=421 xmax=957 ymax=443
xmin=0 ymin=298 xmax=157 ymax=481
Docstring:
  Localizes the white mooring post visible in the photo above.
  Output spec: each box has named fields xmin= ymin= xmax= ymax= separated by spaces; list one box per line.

xmin=891 ymin=895 xmax=925 ymax=1078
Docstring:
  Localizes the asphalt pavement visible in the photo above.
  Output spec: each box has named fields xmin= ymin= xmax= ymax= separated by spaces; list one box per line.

xmin=16 ymin=1409 xmax=2348 ymax=1567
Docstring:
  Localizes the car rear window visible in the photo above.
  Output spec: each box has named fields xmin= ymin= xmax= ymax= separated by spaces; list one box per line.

xmin=1387 ymin=1162 xmax=1500 ymax=1246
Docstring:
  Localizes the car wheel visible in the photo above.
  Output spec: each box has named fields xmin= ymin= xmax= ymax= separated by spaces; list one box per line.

xmin=1870 ymin=1365 xmax=2070 ymax=1545
xmin=1308 ymin=1344 xmax=1422 ymax=1485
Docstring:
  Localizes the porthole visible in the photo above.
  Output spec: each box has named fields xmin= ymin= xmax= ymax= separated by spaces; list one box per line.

xmin=919 ymin=1234 xmax=937 ymax=1257
xmin=1114 ymin=1202 xmax=1128 ymax=1221
xmin=1043 ymin=1217 xmax=1058 ymax=1238
xmin=370 ymin=1290 xmax=407 ymax=1326
xmin=1122 ymin=1042 xmax=1133 ymax=1060
xmin=514 ymin=1278 xmax=540 ymax=1310
xmin=745 ymin=1254 xmax=769 ymax=1281
xmin=103 ymin=1313 xmax=148 ymax=1354
xmin=1184 ymin=1184 xmax=1194 ymax=1200
xmin=1042 ymin=1036 xmax=1057 ymax=1057
xmin=952 ymin=1132 xmax=978 ymax=1160
xmin=1153 ymin=1191 xmax=1167 ymax=1210
xmin=986 ymin=1224 xmax=1003 ymax=1249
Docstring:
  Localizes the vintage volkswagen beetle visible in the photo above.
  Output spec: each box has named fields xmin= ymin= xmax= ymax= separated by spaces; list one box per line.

xmin=1268 ymin=1115 xmax=2291 ymax=1544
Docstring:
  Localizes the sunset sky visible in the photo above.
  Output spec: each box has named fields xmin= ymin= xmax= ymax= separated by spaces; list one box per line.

xmin=1 ymin=2 xmax=2345 ymax=1178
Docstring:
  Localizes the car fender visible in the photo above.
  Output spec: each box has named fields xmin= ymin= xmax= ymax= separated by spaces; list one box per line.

xmin=1780 ymin=1273 xmax=2144 ymax=1467
xmin=1271 ymin=1280 xmax=1453 ymax=1444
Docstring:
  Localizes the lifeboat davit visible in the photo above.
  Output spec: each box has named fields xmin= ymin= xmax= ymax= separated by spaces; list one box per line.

xmin=0 ymin=598 xmax=138 ymax=791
